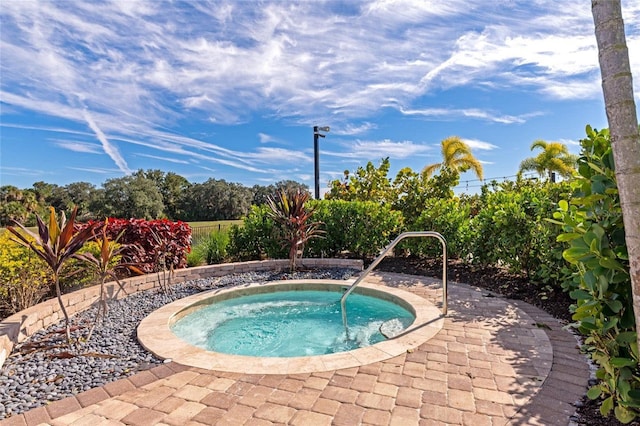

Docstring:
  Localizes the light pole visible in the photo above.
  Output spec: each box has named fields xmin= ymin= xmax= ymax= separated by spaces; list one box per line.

xmin=313 ymin=125 xmax=330 ymax=199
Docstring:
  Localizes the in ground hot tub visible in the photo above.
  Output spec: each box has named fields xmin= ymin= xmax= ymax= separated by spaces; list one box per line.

xmin=138 ymin=279 xmax=444 ymax=374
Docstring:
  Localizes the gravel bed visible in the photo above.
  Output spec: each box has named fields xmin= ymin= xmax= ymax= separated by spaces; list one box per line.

xmin=0 ymin=268 xmax=358 ymax=419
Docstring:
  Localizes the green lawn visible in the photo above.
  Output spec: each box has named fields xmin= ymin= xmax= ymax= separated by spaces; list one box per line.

xmin=187 ymin=220 xmax=243 ymax=228
xmin=1 ymin=220 xmax=243 ymax=236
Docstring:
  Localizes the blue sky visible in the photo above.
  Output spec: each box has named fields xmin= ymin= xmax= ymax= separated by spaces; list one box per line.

xmin=1 ymin=0 xmax=639 ymax=195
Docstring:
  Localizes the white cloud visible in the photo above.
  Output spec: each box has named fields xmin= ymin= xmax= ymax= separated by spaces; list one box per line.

xmin=1 ymin=0 xmax=639 ymax=185
xmin=82 ymin=109 xmax=131 ymax=174
xmin=68 ymin=167 xmax=121 ymax=174
xmin=249 ymin=147 xmax=312 ymax=164
xmin=0 ymin=166 xmax=50 ymax=177
xmin=326 ymin=139 xmax=432 ymax=160
xmin=134 ymin=153 xmax=190 ymax=164
xmin=397 ymin=106 xmax=538 ymax=124
xmin=557 ymin=138 xmax=581 ymax=147
xmin=462 ymin=139 xmax=498 ymax=151
xmin=334 ymin=122 xmax=377 ymax=136
xmin=259 ymin=133 xmax=273 ymax=143
xmin=54 ymin=140 xmax=102 ymax=154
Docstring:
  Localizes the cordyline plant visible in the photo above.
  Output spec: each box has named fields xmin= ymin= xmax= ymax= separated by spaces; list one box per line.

xmin=73 ymin=222 xmax=143 ymax=342
xmin=7 ymin=206 xmax=99 ymax=345
xmin=149 ymin=227 xmax=175 ymax=297
xmin=266 ymin=190 xmax=325 ymax=272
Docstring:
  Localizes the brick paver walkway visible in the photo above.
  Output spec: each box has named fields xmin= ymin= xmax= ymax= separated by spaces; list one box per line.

xmin=0 ymin=272 xmax=589 ymax=426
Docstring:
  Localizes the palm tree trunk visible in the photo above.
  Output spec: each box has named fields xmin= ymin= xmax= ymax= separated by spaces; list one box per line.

xmin=592 ymin=0 xmax=640 ymax=352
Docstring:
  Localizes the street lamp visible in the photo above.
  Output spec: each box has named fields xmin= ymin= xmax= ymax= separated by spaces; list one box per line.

xmin=313 ymin=125 xmax=330 ymax=199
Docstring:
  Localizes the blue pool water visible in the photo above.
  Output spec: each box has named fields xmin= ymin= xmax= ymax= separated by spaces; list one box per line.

xmin=171 ymin=290 xmax=414 ymax=357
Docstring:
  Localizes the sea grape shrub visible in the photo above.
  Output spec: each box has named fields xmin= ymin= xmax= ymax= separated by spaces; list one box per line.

xmin=77 ymin=218 xmax=191 ymax=273
xmin=403 ymin=197 xmax=472 ymax=260
xmin=0 ymin=231 xmax=50 ymax=316
xmin=228 ymin=200 xmax=402 ymax=261
xmin=306 ymin=200 xmax=403 ymax=259
xmin=469 ymin=178 xmax=570 ymax=281
xmin=551 ymin=126 xmax=639 ymax=423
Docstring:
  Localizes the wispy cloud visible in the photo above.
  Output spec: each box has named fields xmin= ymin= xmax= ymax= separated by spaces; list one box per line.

xmin=54 ymin=140 xmax=102 ymax=154
xmin=462 ymin=139 xmax=498 ymax=151
xmin=68 ymin=167 xmax=122 ymax=174
xmin=248 ymin=147 xmax=312 ymax=164
xmin=557 ymin=138 xmax=581 ymax=147
xmin=334 ymin=122 xmax=377 ymax=136
xmin=0 ymin=122 xmax=94 ymax=137
xmin=0 ymin=166 xmax=50 ymax=177
xmin=397 ymin=106 xmax=540 ymax=124
xmin=326 ymin=139 xmax=432 ymax=160
xmin=259 ymin=133 xmax=276 ymax=143
xmin=1 ymin=0 xmax=638 ymax=188
xmin=82 ymin=109 xmax=131 ymax=174
xmin=134 ymin=153 xmax=191 ymax=164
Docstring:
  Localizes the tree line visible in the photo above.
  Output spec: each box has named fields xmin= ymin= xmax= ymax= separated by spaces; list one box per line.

xmin=0 ymin=170 xmax=308 ymax=226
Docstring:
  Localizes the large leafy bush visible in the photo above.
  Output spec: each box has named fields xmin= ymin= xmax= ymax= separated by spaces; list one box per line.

xmin=403 ymin=197 xmax=472 ymax=260
xmin=227 ymin=205 xmax=286 ymax=261
xmin=469 ymin=179 xmax=570 ymax=281
xmin=227 ymin=200 xmax=402 ymax=261
xmin=551 ymin=126 xmax=639 ymax=423
xmin=0 ymin=231 xmax=50 ymax=316
xmin=77 ymin=218 xmax=191 ymax=273
xmin=306 ymin=200 xmax=403 ymax=259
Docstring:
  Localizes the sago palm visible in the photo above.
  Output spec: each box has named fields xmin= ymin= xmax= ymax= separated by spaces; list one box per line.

xmin=423 ymin=136 xmax=483 ymax=180
xmin=519 ymin=140 xmax=577 ymax=182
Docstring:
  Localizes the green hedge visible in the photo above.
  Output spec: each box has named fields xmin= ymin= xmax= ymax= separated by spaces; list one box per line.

xmin=227 ymin=201 xmax=403 ymax=261
xmin=227 ymin=205 xmax=286 ymax=261
xmin=468 ymin=179 xmax=571 ymax=282
xmin=402 ymin=197 xmax=471 ymax=260
xmin=305 ymin=200 xmax=403 ymax=259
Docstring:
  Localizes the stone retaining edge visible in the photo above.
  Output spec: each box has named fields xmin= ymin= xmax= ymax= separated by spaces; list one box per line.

xmin=0 ymin=258 xmax=363 ymax=369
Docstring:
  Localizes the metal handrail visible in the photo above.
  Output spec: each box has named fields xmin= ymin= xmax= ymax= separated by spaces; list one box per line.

xmin=340 ymin=231 xmax=448 ymax=338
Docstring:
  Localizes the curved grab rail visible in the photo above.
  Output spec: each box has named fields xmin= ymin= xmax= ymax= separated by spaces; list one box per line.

xmin=340 ymin=231 xmax=447 ymax=338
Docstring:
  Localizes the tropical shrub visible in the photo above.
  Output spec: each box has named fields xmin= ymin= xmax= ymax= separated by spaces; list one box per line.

xmin=266 ymin=190 xmax=325 ymax=272
xmin=325 ymin=158 xmax=394 ymax=204
xmin=0 ymin=231 xmax=50 ymax=316
xmin=403 ymin=197 xmax=472 ymax=260
xmin=57 ymin=240 xmax=121 ymax=291
xmin=391 ymin=167 xmax=459 ymax=227
xmin=227 ymin=205 xmax=286 ymax=261
xmin=551 ymin=126 xmax=639 ymax=423
xmin=7 ymin=207 xmax=99 ymax=344
xmin=306 ymin=200 xmax=403 ymax=259
xmin=73 ymin=223 xmax=132 ymax=342
xmin=469 ymin=178 xmax=570 ymax=280
xmin=77 ymin=218 xmax=191 ymax=273
xmin=186 ymin=247 xmax=205 ymax=267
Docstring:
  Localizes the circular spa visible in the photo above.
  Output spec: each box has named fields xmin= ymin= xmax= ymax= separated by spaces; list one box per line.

xmin=138 ymin=280 xmax=444 ymax=374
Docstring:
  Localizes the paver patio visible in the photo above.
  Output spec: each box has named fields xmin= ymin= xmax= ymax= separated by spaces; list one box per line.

xmin=0 ymin=271 xmax=590 ymax=426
